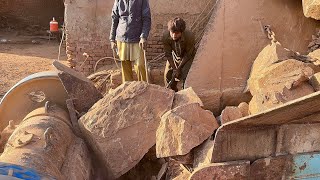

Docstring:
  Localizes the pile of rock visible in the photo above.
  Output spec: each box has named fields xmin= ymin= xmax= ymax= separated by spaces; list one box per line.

xmin=77 ymin=82 xmax=219 ymax=179
xmin=217 ymin=40 xmax=320 ymax=124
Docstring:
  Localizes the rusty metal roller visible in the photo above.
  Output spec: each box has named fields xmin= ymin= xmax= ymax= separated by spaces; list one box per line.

xmin=0 ymin=103 xmax=74 ymax=179
xmin=0 ymin=71 xmax=69 ymax=133
xmin=0 ymin=71 xmax=92 ymax=179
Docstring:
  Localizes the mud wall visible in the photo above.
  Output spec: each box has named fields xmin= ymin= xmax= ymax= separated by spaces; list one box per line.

xmin=185 ymin=0 xmax=320 ymax=114
xmin=65 ymin=0 xmax=212 ymax=75
xmin=0 ymin=0 xmax=64 ymax=29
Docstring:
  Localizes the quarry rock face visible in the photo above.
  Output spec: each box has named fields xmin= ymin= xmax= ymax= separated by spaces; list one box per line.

xmin=79 ymin=82 xmax=174 ymax=179
xmin=185 ymin=0 xmax=318 ymax=113
xmin=156 ymin=103 xmax=219 ymax=158
xmin=303 ymin=0 xmax=320 ymax=20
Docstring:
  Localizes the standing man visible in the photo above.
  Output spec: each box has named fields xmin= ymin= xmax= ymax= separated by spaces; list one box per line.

xmin=162 ymin=17 xmax=196 ymax=91
xmin=110 ymin=0 xmax=151 ymax=82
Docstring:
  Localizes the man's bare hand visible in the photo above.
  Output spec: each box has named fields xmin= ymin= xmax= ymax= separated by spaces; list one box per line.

xmin=175 ymin=68 xmax=181 ymax=78
xmin=139 ymin=38 xmax=147 ymax=50
xmin=110 ymin=41 xmax=117 ymax=50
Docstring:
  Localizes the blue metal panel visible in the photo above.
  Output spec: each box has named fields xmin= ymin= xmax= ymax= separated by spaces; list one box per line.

xmin=291 ymin=153 xmax=320 ymax=179
xmin=0 ymin=162 xmax=55 ymax=180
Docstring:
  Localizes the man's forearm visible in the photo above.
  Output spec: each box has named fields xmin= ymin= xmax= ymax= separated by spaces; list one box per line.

xmin=140 ymin=0 xmax=151 ymax=39
xmin=177 ymin=57 xmax=189 ymax=70
xmin=109 ymin=19 xmax=119 ymax=41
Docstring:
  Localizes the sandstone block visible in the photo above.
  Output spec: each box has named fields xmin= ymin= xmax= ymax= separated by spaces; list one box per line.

xmin=53 ymin=60 xmax=103 ymax=114
xmin=309 ymin=49 xmax=320 ymax=66
xmin=220 ymin=106 xmax=243 ymax=125
xmin=248 ymin=42 xmax=294 ymax=85
xmin=238 ymin=102 xmax=249 ymax=116
xmin=249 ymin=83 xmax=315 ymax=114
xmin=309 ymin=72 xmax=320 ymax=91
xmin=249 ymin=59 xmax=314 ymax=95
xmin=193 ymin=138 xmax=214 ymax=169
xmin=303 ymin=0 xmax=320 ymax=20
xmin=172 ymin=87 xmax=203 ymax=109
xmin=166 ymin=159 xmax=191 ymax=180
xmin=156 ymin=103 xmax=219 ymax=158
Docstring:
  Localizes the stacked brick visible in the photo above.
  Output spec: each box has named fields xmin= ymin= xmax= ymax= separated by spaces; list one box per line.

xmin=66 ymin=33 xmax=114 ymax=76
xmin=66 ymin=31 xmax=167 ymax=76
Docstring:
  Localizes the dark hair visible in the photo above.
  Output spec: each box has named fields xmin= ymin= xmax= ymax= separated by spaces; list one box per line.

xmin=167 ymin=17 xmax=186 ymax=33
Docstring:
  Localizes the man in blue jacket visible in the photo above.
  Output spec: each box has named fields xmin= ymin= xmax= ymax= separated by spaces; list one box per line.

xmin=110 ymin=0 xmax=151 ymax=82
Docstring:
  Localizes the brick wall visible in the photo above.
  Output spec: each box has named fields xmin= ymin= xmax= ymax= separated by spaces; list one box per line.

xmin=66 ymin=34 xmax=113 ymax=74
xmin=65 ymin=0 xmax=214 ymax=76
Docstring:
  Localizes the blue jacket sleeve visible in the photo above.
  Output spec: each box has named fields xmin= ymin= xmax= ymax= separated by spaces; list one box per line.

xmin=110 ymin=0 xmax=119 ymax=41
xmin=140 ymin=0 xmax=151 ymax=40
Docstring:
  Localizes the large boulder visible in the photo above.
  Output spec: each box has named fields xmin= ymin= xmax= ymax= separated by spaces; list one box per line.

xmin=79 ymin=82 xmax=174 ymax=179
xmin=248 ymin=59 xmax=314 ymax=95
xmin=248 ymin=42 xmax=294 ymax=84
xmin=248 ymin=58 xmax=315 ymax=114
xmin=303 ymin=0 xmax=320 ymax=20
xmin=156 ymin=103 xmax=219 ymax=158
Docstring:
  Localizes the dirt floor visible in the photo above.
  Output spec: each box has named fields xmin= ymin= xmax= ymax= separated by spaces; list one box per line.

xmin=0 ymin=32 xmax=67 ymax=98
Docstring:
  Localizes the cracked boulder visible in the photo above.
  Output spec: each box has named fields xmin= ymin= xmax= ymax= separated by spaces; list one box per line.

xmin=248 ymin=57 xmax=315 ymax=114
xmin=79 ymin=81 xmax=174 ymax=179
xmin=156 ymin=103 xmax=219 ymax=158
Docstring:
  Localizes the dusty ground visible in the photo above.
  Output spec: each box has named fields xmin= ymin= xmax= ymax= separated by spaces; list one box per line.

xmin=0 ymin=32 xmax=67 ymax=97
